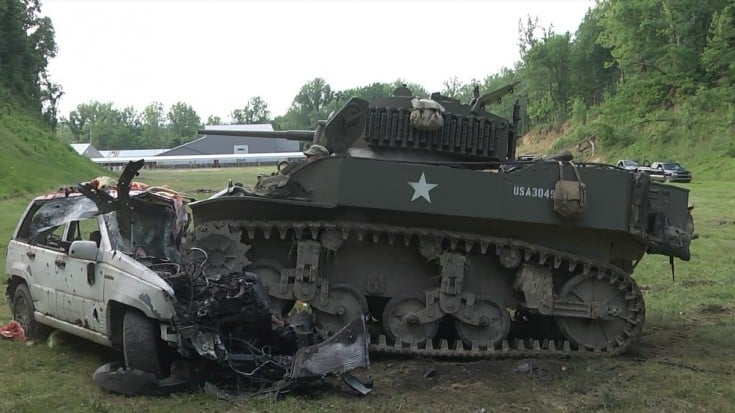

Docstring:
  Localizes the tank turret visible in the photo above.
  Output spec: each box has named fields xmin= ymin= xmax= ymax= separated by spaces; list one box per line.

xmin=200 ymin=83 xmax=521 ymax=165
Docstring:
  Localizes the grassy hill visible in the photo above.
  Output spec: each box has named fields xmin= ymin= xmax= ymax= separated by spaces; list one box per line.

xmin=518 ymin=88 xmax=735 ymax=181
xmin=0 ymin=88 xmax=104 ymax=199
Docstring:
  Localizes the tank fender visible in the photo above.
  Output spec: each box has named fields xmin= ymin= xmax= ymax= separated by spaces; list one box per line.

xmin=647 ymin=226 xmax=692 ymax=261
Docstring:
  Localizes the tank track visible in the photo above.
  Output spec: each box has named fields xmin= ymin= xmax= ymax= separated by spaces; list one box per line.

xmin=192 ymin=219 xmax=645 ymax=360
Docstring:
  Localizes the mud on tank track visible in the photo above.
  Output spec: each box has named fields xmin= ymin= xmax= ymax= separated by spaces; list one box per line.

xmin=190 ymin=219 xmax=646 ymax=360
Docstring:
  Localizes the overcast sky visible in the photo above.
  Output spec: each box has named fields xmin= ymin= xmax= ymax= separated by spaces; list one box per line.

xmin=42 ymin=0 xmax=594 ymax=121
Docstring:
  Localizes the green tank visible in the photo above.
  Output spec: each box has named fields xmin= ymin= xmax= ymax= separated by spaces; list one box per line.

xmin=189 ymin=84 xmax=695 ymax=359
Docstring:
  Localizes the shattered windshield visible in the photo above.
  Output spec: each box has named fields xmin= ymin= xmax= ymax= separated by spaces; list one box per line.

xmin=104 ymin=199 xmax=183 ymax=263
xmin=27 ymin=192 xmax=183 ymax=263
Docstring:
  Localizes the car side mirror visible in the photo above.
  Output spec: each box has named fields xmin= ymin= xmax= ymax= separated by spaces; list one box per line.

xmin=69 ymin=240 xmax=99 ymax=261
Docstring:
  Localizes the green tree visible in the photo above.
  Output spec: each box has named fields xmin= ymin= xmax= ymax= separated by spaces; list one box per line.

xmin=117 ymin=106 xmax=141 ymax=148
xmin=65 ymin=101 xmax=139 ymax=149
xmin=391 ymin=79 xmax=428 ymax=98
xmin=570 ymin=8 xmax=620 ymax=106
xmin=597 ymin=0 xmax=723 ymax=102
xmin=276 ymin=78 xmax=333 ymax=129
xmin=207 ymin=115 xmax=222 ymax=125
xmin=0 ymin=0 xmax=60 ymax=123
xmin=702 ymin=4 xmax=735 ymax=86
xmin=332 ymin=82 xmax=391 ymax=103
xmin=167 ymin=101 xmax=201 ymax=146
xmin=54 ymin=121 xmax=76 ymax=143
xmin=598 ymin=0 xmax=669 ymax=78
xmin=517 ymin=15 xmax=541 ymax=58
xmin=231 ymin=96 xmax=271 ymax=124
xmin=294 ymin=78 xmax=333 ymax=115
xmin=521 ymin=32 xmax=573 ymax=123
xmin=441 ymin=76 xmax=465 ymax=99
xmin=325 ymin=82 xmax=393 ymax=115
xmin=141 ymin=102 xmax=170 ymax=148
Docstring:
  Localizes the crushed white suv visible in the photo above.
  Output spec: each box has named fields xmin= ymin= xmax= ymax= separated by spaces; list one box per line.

xmin=5 ymin=162 xmax=189 ymax=378
xmin=5 ymin=160 xmax=369 ymax=395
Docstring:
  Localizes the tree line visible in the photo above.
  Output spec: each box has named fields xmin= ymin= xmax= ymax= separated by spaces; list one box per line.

xmin=53 ymin=79 xmax=430 ymax=150
xmin=0 ymin=0 xmax=61 ymax=126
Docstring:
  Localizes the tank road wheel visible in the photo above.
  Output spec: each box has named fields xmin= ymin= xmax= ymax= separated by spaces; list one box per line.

xmin=555 ymin=273 xmax=642 ymax=352
xmin=455 ymin=296 xmax=510 ymax=348
xmin=382 ymin=292 xmax=439 ymax=346
xmin=247 ymin=259 xmax=294 ymax=317
xmin=314 ymin=284 xmax=368 ymax=338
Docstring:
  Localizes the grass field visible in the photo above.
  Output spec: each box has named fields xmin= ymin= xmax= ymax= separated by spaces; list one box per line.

xmin=0 ymin=167 xmax=733 ymax=412
xmin=133 ymin=166 xmax=272 ymax=199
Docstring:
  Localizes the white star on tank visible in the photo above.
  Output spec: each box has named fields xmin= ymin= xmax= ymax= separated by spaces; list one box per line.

xmin=407 ymin=172 xmax=438 ymax=203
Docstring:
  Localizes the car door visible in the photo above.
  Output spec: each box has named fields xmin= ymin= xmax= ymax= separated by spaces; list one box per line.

xmin=57 ymin=216 xmax=106 ymax=333
xmin=23 ymin=222 xmax=69 ymax=319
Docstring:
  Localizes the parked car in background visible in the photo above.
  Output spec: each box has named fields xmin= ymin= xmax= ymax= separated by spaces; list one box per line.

xmin=650 ymin=162 xmax=693 ymax=183
xmin=615 ymin=159 xmax=666 ymax=181
xmin=616 ymin=159 xmax=644 ymax=171
xmin=517 ymin=153 xmax=539 ymax=161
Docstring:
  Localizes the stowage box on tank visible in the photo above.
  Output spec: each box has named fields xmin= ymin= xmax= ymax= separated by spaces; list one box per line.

xmin=189 ymin=84 xmax=695 ymax=359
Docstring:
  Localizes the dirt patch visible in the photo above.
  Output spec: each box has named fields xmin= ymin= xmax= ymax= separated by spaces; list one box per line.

xmin=630 ymin=326 xmax=694 ymax=360
xmin=368 ymin=357 xmax=578 ymax=412
xmin=680 ymin=279 xmax=717 ymax=288
xmin=696 ymin=303 xmax=728 ymax=314
xmin=517 ymin=124 xmax=605 ymax=163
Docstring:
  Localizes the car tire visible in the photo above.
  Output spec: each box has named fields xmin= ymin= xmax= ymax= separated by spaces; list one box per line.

xmin=123 ymin=310 xmax=163 ymax=378
xmin=12 ymin=284 xmax=51 ymax=341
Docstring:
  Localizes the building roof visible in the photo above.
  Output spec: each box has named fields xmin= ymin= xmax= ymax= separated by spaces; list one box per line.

xmin=70 ymin=143 xmax=93 ymax=154
xmin=203 ymin=124 xmax=274 ymax=132
xmin=70 ymin=143 xmax=103 ymax=158
xmin=158 ymin=124 xmax=300 ymax=156
xmin=100 ymin=149 xmax=168 ymax=158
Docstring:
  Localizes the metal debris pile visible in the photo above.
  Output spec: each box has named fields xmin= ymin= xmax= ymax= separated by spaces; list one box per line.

xmin=92 ymin=251 xmax=371 ymax=397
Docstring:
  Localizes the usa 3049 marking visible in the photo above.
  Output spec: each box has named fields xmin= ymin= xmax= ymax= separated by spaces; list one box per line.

xmin=512 ymin=186 xmax=555 ymax=199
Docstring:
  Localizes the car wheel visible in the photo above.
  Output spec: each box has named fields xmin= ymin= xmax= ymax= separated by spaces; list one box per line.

xmin=12 ymin=284 xmax=51 ymax=341
xmin=123 ymin=310 xmax=163 ymax=378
